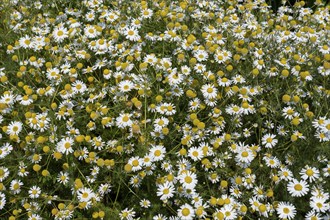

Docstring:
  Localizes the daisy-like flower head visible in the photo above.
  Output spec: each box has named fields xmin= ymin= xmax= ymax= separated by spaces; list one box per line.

xmin=178 ymin=170 xmax=198 ymax=190
xmin=300 ymin=166 xmax=320 ymax=182
xmin=10 ymin=179 xmax=23 ymax=194
xmin=177 ymin=203 xmax=195 ymax=220
xmin=116 ymin=113 xmax=133 ymax=129
xmin=118 ymin=80 xmax=135 ymax=93
xmin=52 ymin=25 xmax=68 ymax=43
xmin=56 ymin=137 xmax=74 ymax=155
xmin=72 ymin=80 xmax=87 ymax=94
xmin=6 ymin=121 xmax=23 ymax=135
xmin=149 ymin=144 xmax=166 ymax=162
xmin=261 ymin=133 xmax=278 ymax=148
xmin=77 ymin=187 xmax=95 ymax=203
xmin=201 ymin=83 xmax=218 ymax=99
xmin=287 ymin=178 xmax=309 ymax=197
xmin=28 ymin=185 xmax=41 ymax=199
xmin=0 ymin=193 xmax=6 ymax=210
xmin=310 ymin=196 xmax=330 ymax=213
xmin=276 ymin=202 xmax=296 ymax=220
xmin=119 ymin=208 xmax=136 ymax=220
xmin=124 ymin=26 xmax=140 ymax=42
xmin=0 ymin=166 xmax=9 ymax=182
xmin=128 ymin=156 xmax=143 ymax=172
xmin=157 ymin=181 xmax=175 ymax=201
xmin=188 ymin=146 xmax=204 ymax=161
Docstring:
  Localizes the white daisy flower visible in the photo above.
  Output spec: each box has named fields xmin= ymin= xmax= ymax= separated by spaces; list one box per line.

xmin=56 ymin=137 xmax=74 ymax=155
xmin=276 ymin=202 xmax=296 ymax=220
xmin=124 ymin=27 xmax=140 ymax=42
xmin=10 ymin=179 xmax=23 ymax=194
xmin=118 ymin=80 xmax=135 ymax=93
xmin=261 ymin=134 xmax=278 ymax=148
xmin=188 ymin=147 xmax=203 ymax=161
xmin=201 ymin=84 xmax=218 ymax=99
xmin=149 ymin=145 xmax=166 ymax=162
xmin=178 ymin=170 xmax=198 ymax=190
xmin=52 ymin=26 xmax=68 ymax=43
xmin=287 ymin=179 xmax=309 ymax=197
xmin=310 ymin=196 xmax=330 ymax=213
xmin=0 ymin=166 xmax=9 ymax=181
xmin=116 ymin=113 xmax=133 ymax=128
xmin=177 ymin=203 xmax=195 ymax=220
xmin=6 ymin=121 xmax=23 ymax=135
xmin=77 ymin=187 xmax=96 ymax=203
xmin=157 ymin=181 xmax=175 ymax=201
xmin=300 ymin=166 xmax=320 ymax=182
xmin=28 ymin=186 xmax=41 ymax=199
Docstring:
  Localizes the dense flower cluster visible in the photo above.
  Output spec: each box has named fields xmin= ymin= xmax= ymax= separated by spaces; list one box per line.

xmin=0 ymin=0 xmax=329 ymax=219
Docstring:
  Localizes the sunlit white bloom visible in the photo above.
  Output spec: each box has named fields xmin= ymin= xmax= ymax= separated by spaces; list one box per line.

xmin=124 ymin=26 xmax=140 ymax=41
xmin=6 ymin=121 xmax=23 ymax=135
xmin=116 ymin=113 xmax=133 ymax=128
xmin=276 ymin=202 xmax=296 ymax=220
xmin=261 ymin=134 xmax=278 ymax=148
xmin=201 ymin=84 xmax=218 ymax=99
xmin=56 ymin=137 xmax=74 ymax=155
xmin=71 ymin=80 xmax=87 ymax=94
xmin=287 ymin=179 xmax=309 ymax=197
xmin=141 ymin=8 xmax=153 ymax=19
xmin=188 ymin=146 xmax=203 ymax=161
xmin=52 ymin=26 xmax=68 ymax=42
xmin=118 ymin=80 xmax=135 ymax=93
xmin=157 ymin=181 xmax=175 ymax=201
xmin=77 ymin=187 xmax=96 ymax=202
xmin=178 ymin=171 xmax=197 ymax=190
xmin=310 ymin=196 xmax=330 ymax=213
xmin=177 ymin=203 xmax=195 ymax=220
xmin=28 ymin=186 xmax=41 ymax=199
xmin=119 ymin=208 xmax=136 ymax=220
xmin=0 ymin=167 xmax=9 ymax=182
xmin=300 ymin=166 xmax=320 ymax=182
xmin=149 ymin=145 xmax=166 ymax=162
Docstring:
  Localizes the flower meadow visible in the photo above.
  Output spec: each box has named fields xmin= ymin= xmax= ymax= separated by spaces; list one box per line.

xmin=0 ymin=0 xmax=329 ymax=219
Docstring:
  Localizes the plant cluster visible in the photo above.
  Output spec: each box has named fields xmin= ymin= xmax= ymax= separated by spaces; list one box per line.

xmin=0 ymin=0 xmax=329 ymax=219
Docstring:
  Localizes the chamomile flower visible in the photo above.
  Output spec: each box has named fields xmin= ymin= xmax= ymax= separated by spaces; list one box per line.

xmin=124 ymin=26 xmax=140 ymax=42
xmin=29 ymin=186 xmax=41 ymax=199
xmin=10 ymin=179 xmax=23 ymax=194
xmin=201 ymin=83 xmax=218 ymax=99
xmin=310 ymin=196 xmax=330 ymax=213
xmin=56 ymin=137 xmax=74 ymax=155
xmin=57 ymin=171 xmax=69 ymax=185
xmin=149 ymin=144 xmax=166 ymax=162
xmin=157 ymin=181 xmax=175 ymax=201
xmin=140 ymin=199 xmax=151 ymax=208
xmin=72 ymin=80 xmax=87 ymax=94
xmin=52 ymin=26 xmax=68 ymax=42
xmin=116 ymin=113 xmax=133 ymax=128
xmin=188 ymin=146 xmax=203 ymax=161
xmin=77 ymin=187 xmax=95 ymax=202
xmin=178 ymin=170 xmax=198 ymax=190
xmin=177 ymin=203 xmax=195 ymax=220
xmin=118 ymin=80 xmax=135 ymax=93
xmin=0 ymin=194 xmax=6 ymax=210
xmin=287 ymin=179 xmax=309 ymax=197
xmin=276 ymin=202 xmax=296 ymax=220
xmin=0 ymin=166 xmax=9 ymax=181
xmin=119 ymin=208 xmax=136 ymax=220
xmin=261 ymin=134 xmax=278 ymax=148
xmin=300 ymin=166 xmax=320 ymax=182
xmin=6 ymin=121 xmax=23 ymax=135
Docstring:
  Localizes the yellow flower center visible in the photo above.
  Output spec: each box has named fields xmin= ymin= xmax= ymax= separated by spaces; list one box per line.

xmin=182 ymin=208 xmax=190 ymax=216
xmin=294 ymin=184 xmax=302 ymax=191
xmin=184 ymin=176 xmax=192 ymax=184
